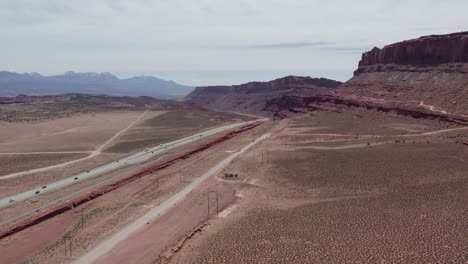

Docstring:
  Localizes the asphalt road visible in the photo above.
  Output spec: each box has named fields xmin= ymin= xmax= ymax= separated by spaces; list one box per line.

xmin=0 ymin=110 xmax=149 ymax=179
xmin=0 ymin=121 xmax=254 ymax=211
xmin=74 ymin=133 xmax=270 ymax=264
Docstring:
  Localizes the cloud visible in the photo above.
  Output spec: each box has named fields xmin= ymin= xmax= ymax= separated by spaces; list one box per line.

xmin=0 ymin=0 xmax=467 ymax=85
xmin=247 ymin=42 xmax=333 ymax=49
xmin=320 ymin=47 xmax=369 ymax=54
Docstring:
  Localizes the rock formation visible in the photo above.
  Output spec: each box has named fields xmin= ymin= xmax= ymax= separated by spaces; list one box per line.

xmin=337 ymin=31 xmax=468 ymax=117
xmin=260 ymin=32 xmax=468 ymax=122
xmin=186 ymin=76 xmax=341 ymax=114
xmin=188 ymin=32 xmax=467 ymax=120
xmin=358 ymin=32 xmax=468 ymax=67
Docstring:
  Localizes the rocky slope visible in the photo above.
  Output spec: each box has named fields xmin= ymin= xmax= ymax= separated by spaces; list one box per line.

xmin=186 ymin=76 xmax=342 ymax=114
xmin=261 ymin=32 xmax=468 ymax=122
xmin=337 ymin=32 xmax=468 ymax=117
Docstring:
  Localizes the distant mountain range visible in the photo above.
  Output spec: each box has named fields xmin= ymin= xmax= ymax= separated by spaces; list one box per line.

xmin=0 ymin=71 xmax=193 ymax=99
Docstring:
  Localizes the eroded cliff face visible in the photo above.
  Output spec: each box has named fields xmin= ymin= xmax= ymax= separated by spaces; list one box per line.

xmin=337 ymin=32 xmax=468 ymax=117
xmin=189 ymin=32 xmax=467 ymax=120
xmin=260 ymin=32 xmax=468 ymax=121
xmin=186 ymin=76 xmax=341 ymax=114
xmin=358 ymin=32 xmax=468 ymax=67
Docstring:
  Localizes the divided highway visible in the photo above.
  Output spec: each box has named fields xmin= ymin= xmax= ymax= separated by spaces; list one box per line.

xmin=0 ymin=120 xmax=257 ymax=211
xmin=0 ymin=110 xmax=149 ymax=180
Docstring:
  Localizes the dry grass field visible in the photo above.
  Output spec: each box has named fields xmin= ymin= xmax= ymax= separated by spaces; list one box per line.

xmin=174 ymin=109 xmax=468 ymax=264
xmin=0 ymin=108 xmax=233 ymax=181
xmin=0 ymin=120 xmax=271 ymax=264
xmin=104 ymin=110 xmax=231 ymax=153
xmin=0 ymin=107 xmax=240 ymax=204
xmin=0 ymin=153 xmax=88 ymax=177
xmin=0 ymin=110 xmax=154 ymax=182
xmin=0 ymin=111 xmax=147 ymax=153
xmin=0 ymin=94 xmax=176 ymax=122
xmin=0 ymin=94 xmax=189 ymax=178
xmin=1 ymin=103 xmax=466 ymax=264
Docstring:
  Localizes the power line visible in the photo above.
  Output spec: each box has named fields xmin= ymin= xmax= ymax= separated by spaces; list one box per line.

xmin=206 ymin=190 xmax=219 ymax=219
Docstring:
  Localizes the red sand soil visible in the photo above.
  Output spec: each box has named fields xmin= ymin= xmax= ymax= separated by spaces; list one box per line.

xmin=0 ymin=122 xmax=262 ymax=241
xmin=95 ymin=177 xmax=236 ymax=264
xmin=0 ymin=214 xmax=75 ymax=264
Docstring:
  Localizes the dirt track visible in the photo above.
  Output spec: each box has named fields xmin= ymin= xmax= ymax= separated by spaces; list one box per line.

xmin=0 ymin=110 xmax=152 ymax=179
xmin=76 ymin=133 xmax=269 ymax=263
xmin=0 ymin=118 xmax=268 ymax=264
xmin=1 ymin=107 xmax=466 ymax=264
xmin=172 ymin=109 xmax=468 ymax=264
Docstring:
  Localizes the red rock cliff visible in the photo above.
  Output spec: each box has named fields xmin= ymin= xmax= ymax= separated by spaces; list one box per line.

xmin=359 ymin=32 xmax=468 ymax=67
xmin=187 ymin=76 xmax=341 ymax=114
xmin=337 ymin=32 xmax=468 ymax=117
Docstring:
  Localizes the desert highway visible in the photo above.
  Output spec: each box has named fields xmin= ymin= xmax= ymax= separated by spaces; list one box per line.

xmin=75 ymin=132 xmax=270 ymax=264
xmin=0 ymin=120 xmax=261 ymax=211
xmin=0 ymin=110 xmax=149 ymax=179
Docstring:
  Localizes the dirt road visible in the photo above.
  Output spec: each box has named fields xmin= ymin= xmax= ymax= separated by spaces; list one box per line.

xmin=0 ymin=110 xmax=148 ymax=179
xmin=296 ymin=141 xmax=388 ymax=150
xmin=74 ymin=133 xmax=270 ymax=264
xmin=0 ymin=120 xmax=254 ymax=212
xmin=0 ymin=151 xmax=92 ymax=155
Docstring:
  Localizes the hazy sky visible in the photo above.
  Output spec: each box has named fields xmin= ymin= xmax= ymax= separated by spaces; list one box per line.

xmin=1 ymin=0 xmax=467 ymax=86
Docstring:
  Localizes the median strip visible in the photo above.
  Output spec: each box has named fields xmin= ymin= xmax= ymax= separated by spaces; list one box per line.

xmin=0 ymin=121 xmax=263 ymax=240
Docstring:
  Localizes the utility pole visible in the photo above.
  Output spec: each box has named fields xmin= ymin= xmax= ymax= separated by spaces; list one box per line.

xmin=262 ymin=150 xmax=268 ymax=165
xmin=180 ymin=174 xmax=185 ymax=184
xmin=207 ymin=191 xmax=219 ymax=219
xmin=64 ymin=235 xmax=72 ymax=257
xmin=154 ymin=171 xmax=159 ymax=189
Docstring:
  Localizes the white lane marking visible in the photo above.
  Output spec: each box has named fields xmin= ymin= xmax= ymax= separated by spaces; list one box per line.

xmin=0 ymin=110 xmax=148 ymax=179
xmin=0 ymin=121 xmax=255 ymax=209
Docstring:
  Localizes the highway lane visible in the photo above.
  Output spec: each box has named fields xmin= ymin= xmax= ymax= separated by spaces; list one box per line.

xmin=0 ymin=151 xmax=92 ymax=155
xmin=0 ymin=120 xmax=256 ymax=211
xmin=0 ymin=110 xmax=149 ymax=179
xmin=74 ymin=132 xmax=270 ymax=264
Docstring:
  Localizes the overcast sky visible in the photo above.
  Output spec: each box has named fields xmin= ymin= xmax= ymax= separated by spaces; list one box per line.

xmin=1 ymin=0 xmax=467 ymax=86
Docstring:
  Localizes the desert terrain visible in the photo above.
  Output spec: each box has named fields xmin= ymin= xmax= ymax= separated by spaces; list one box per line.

xmin=0 ymin=31 xmax=467 ymax=264
xmin=1 ymin=105 xmax=466 ymax=263
xmin=0 ymin=90 xmax=269 ymax=263
xmin=0 ymin=106 xmax=263 ymax=263
xmin=172 ymin=109 xmax=468 ymax=264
